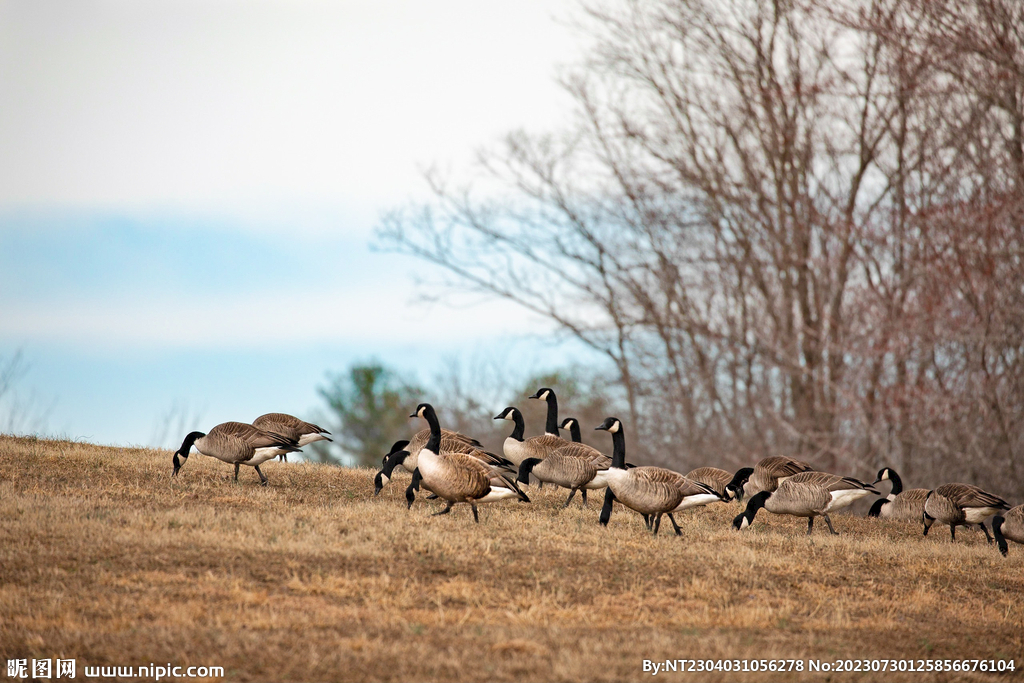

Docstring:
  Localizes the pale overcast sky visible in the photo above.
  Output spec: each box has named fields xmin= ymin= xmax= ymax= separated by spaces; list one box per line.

xmin=0 ymin=0 xmax=588 ymax=447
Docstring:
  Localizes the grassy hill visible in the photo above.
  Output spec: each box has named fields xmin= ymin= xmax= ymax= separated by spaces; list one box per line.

xmin=1 ymin=435 xmax=1021 ymax=681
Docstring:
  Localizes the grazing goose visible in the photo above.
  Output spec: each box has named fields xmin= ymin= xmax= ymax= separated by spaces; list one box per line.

xmin=867 ymin=467 xmax=930 ymax=522
xmin=374 ymin=432 xmax=508 ymax=496
xmin=784 ymin=471 xmax=878 ymax=510
xmin=733 ymin=478 xmax=840 ymax=535
xmin=743 ymin=455 xmax=814 ymax=498
xmin=253 ymin=413 xmax=332 ymax=461
xmin=923 ymin=483 xmax=1010 ymax=542
xmin=993 ymin=505 xmax=1024 ymax=557
xmin=594 ymin=417 xmax=721 ymax=536
xmin=517 ymin=453 xmax=602 ymax=508
xmin=685 ymin=467 xmax=752 ymax=502
xmin=493 ymin=406 xmax=568 ymax=466
xmin=172 ymin=422 xmax=301 ymax=485
xmin=409 ymin=403 xmax=529 ymax=522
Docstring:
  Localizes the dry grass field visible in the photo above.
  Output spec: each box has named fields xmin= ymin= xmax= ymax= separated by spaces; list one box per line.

xmin=1 ymin=435 xmax=1022 ymax=682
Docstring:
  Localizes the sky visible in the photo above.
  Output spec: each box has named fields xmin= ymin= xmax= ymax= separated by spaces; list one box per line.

xmin=0 ymin=0 xmax=590 ymax=448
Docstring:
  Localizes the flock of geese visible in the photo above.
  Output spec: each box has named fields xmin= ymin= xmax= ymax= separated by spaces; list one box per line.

xmin=170 ymin=389 xmax=1024 ymax=557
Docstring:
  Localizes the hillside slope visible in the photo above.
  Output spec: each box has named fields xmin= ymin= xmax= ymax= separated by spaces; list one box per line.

xmin=1 ymin=436 xmax=1021 ymax=681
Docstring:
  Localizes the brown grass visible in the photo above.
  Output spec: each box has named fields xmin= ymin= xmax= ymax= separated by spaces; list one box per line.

xmin=1 ymin=435 xmax=1022 ymax=682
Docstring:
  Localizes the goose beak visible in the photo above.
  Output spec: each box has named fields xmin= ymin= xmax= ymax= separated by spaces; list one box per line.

xmin=408 ymin=412 xmax=417 ymax=418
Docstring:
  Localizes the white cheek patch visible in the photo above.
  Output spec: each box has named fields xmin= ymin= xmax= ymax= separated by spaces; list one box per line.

xmin=539 ymin=391 xmax=550 ymax=400
xmin=609 ymin=422 xmax=620 ymax=433
xmin=380 ymin=474 xmax=390 ymax=485
xmin=740 ymin=517 xmax=750 ymax=529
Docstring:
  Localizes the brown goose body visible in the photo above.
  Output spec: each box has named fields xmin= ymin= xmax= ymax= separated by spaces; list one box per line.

xmin=923 ymin=483 xmax=1010 ymax=542
xmin=872 ymin=489 xmax=930 ymax=521
xmin=993 ymin=505 xmax=1024 ymax=556
xmin=494 ymin=406 xmax=570 ymax=466
xmin=734 ymin=479 xmax=839 ymax=535
xmin=685 ymin=467 xmax=734 ymax=499
xmin=744 ymin=456 xmax=814 ymax=497
xmin=253 ymin=412 xmax=331 ymax=461
xmin=253 ymin=413 xmax=331 ymax=447
xmin=172 ymin=421 xmax=301 ymax=485
xmin=785 ymin=471 xmax=878 ymax=510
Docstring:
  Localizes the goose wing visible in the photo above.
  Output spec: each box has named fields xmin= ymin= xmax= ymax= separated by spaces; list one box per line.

xmin=685 ymin=467 xmax=733 ymax=496
xmin=936 ymin=483 xmax=1009 ymax=510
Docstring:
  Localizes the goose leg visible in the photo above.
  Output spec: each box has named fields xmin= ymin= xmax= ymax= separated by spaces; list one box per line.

xmin=254 ymin=465 xmax=268 ymax=486
xmin=978 ymin=523 xmax=993 ymax=544
xmin=823 ymin=514 xmax=838 ymax=535
xmin=807 ymin=517 xmax=814 ymax=535
xmin=234 ymin=463 xmax=240 ymax=481
xmin=471 ymin=503 xmax=479 ymax=523
xmin=644 ymin=514 xmax=653 ymax=530
xmin=652 ymin=513 xmax=663 ymax=536
xmin=599 ymin=488 xmax=616 ymax=527
xmin=426 ymin=494 xmax=439 ymax=500
xmin=667 ymin=513 xmax=683 ymax=537
xmin=432 ymin=501 xmax=454 ymax=516
xmin=950 ymin=524 xmax=956 ymax=542
xmin=563 ymin=488 xmax=578 ymax=508
xmin=581 ymin=489 xmax=588 ymax=506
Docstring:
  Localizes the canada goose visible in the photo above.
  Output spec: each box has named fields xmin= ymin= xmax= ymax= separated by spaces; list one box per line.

xmin=376 ymin=435 xmax=513 ymax=500
xmin=518 ymin=454 xmax=602 ymax=508
xmin=867 ymin=467 xmax=929 ymax=521
xmin=253 ymin=413 xmax=332 ymax=461
xmin=923 ymin=483 xmax=1010 ymax=542
xmin=409 ymin=403 xmax=529 ymax=522
xmin=172 ymin=422 xmax=301 ymax=485
xmin=594 ymin=417 xmax=721 ymax=536
xmin=993 ymin=505 xmax=1024 ymax=557
xmin=373 ymin=431 xmax=508 ymax=497
xmin=493 ymin=406 xmax=568 ymax=466
xmin=743 ymin=456 xmax=814 ymax=498
xmin=785 ymin=471 xmax=878 ymax=510
xmin=733 ymin=478 xmax=840 ymax=535
xmin=685 ymin=467 xmax=752 ymax=502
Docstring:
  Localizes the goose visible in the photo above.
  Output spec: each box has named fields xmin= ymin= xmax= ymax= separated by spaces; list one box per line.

xmin=172 ymin=422 xmax=301 ymax=485
xmin=493 ymin=406 xmax=568 ymax=466
xmin=252 ymin=413 xmax=332 ymax=461
xmin=517 ymin=452 xmax=602 ymax=508
xmin=993 ymin=505 xmax=1024 ymax=557
xmin=743 ymin=455 xmax=814 ymax=498
xmin=784 ymin=471 xmax=879 ymax=510
xmin=923 ymin=483 xmax=1010 ymax=542
xmin=594 ymin=417 xmax=722 ymax=536
xmin=732 ymin=478 xmax=840 ymax=535
xmin=685 ymin=467 xmax=752 ymax=502
xmin=373 ymin=431 xmax=508 ymax=496
xmin=408 ymin=403 xmax=529 ymax=522
xmin=867 ymin=467 xmax=930 ymax=522
xmin=376 ymin=435 xmax=514 ymax=500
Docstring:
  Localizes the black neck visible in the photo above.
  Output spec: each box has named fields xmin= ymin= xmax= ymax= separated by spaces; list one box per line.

xmin=993 ymin=516 xmax=1008 ymax=556
xmin=382 ymin=451 xmax=409 ymax=478
xmin=745 ymin=491 xmax=770 ymax=519
xmin=610 ymin=427 xmax=626 ymax=468
xmin=423 ymin=406 xmax=441 ymax=453
xmin=565 ymin=420 xmax=581 ymax=443
xmin=887 ymin=469 xmax=904 ymax=496
xmin=517 ymin=458 xmax=540 ymax=485
xmin=599 ymin=488 xmax=616 ymax=526
xmin=544 ymin=395 xmax=559 ymax=436
xmin=176 ymin=431 xmax=203 ymax=456
xmin=507 ymin=409 xmax=525 ymax=441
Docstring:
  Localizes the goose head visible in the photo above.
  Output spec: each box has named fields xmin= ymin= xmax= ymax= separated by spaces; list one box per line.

xmin=172 ymin=431 xmax=206 ymax=477
xmin=493 ymin=406 xmax=519 ymax=421
xmin=594 ymin=417 xmax=622 ymax=433
xmin=529 ymin=387 xmax=554 ymax=402
xmin=725 ymin=467 xmax=754 ymax=501
xmin=732 ymin=491 xmax=771 ymax=530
